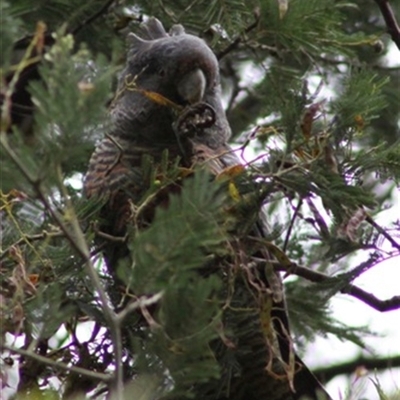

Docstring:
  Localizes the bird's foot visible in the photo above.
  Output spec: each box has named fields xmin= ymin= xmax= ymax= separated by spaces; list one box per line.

xmin=173 ymin=102 xmax=216 ymax=138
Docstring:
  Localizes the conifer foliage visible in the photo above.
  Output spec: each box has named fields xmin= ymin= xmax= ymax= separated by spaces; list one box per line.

xmin=1 ymin=1 xmax=400 ymax=399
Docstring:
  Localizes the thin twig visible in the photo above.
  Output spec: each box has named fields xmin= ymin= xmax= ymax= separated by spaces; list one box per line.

xmin=0 ymin=135 xmax=123 ymax=399
xmin=217 ymin=8 xmax=261 ymax=59
xmin=71 ymin=0 xmax=115 ymax=36
xmin=0 ymin=230 xmax=64 ymax=261
xmin=283 ymin=198 xmax=303 ymax=252
xmin=1 ymin=23 xmax=46 ymax=135
xmin=366 ymin=215 xmax=400 ymax=251
xmin=91 ymin=222 xmax=127 ymax=242
xmin=373 ymin=0 xmax=400 ymax=51
xmin=305 ymin=197 xmax=330 ymax=240
xmin=1 ymin=345 xmax=111 ymax=382
xmin=115 ymin=292 xmax=163 ymax=325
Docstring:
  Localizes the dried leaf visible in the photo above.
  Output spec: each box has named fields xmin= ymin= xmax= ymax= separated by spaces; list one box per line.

xmin=216 ymin=164 xmax=245 ymax=181
xmin=9 ymin=246 xmax=37 ymax=296
xmin=293 ymin=146 xmax=310 ymax=161
xmin=0 ymin=190 xmax=28 ymax=213
xmin=138 ymin=89 xmax=182 ymax=111
xmin=34 ymin=21 xmax=47 ymax=55
xmin=12 ymin=303 xmax=25 ymax=335
xmin=228 ymin=181 xmax=241 ymax=202
xmin=29 ymin=274 xmax=40 ymax=285
xmin=8 ymin=189 xmax=28 ymax=201
xmin=354 ymin=114 xmax=365 ymax=131
xmin=322 ymin=140 xmax=339 ymax=174
xmin=301 ymin=101 xmax=324 ymax=141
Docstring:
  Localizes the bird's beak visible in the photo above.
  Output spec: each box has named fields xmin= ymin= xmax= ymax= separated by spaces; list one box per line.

xmin=177 ymin=68 xmax=206 ymax=105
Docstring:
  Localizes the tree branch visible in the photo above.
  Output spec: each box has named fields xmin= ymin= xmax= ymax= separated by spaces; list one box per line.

xmin=314 ymin=354 xmax=400 ymax=383
xmin=374 ymin=0 xmax=400 ymax=51
xmin=343 ymin=283 xmax=400 ymax=312
xmin=252 ymin=258 xmax=400 ymax=312
xmin=1 ymin=345 xmax=111 ymax=383
xmin=366 ymin=215 xmax=400 ymax=251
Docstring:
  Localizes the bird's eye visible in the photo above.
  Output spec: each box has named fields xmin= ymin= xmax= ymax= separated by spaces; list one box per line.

xmin=158 ymin=68 xmax=166 ymax=77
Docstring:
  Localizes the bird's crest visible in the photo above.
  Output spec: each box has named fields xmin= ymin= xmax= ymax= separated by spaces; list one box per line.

xmin=127 ymin=18 xmax=185 ymax=54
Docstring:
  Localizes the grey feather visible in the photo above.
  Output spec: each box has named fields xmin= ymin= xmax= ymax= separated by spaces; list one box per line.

xmin=84 ymin=18 xmax=331 ymax=400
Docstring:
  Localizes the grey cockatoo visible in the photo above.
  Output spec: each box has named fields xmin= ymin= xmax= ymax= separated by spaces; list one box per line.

xmin=85 ymin=18 xmax=331 ymax=400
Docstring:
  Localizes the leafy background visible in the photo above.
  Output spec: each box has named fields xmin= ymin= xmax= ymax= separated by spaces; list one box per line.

xmin=1 ymin=0 xmax=400 ymax=399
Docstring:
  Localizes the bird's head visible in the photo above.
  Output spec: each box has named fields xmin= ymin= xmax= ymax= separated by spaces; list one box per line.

xmin=124 ymin=18 xmax=219 ymax=106
xmin=111 ymin=18 xmax=230 ymax=146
